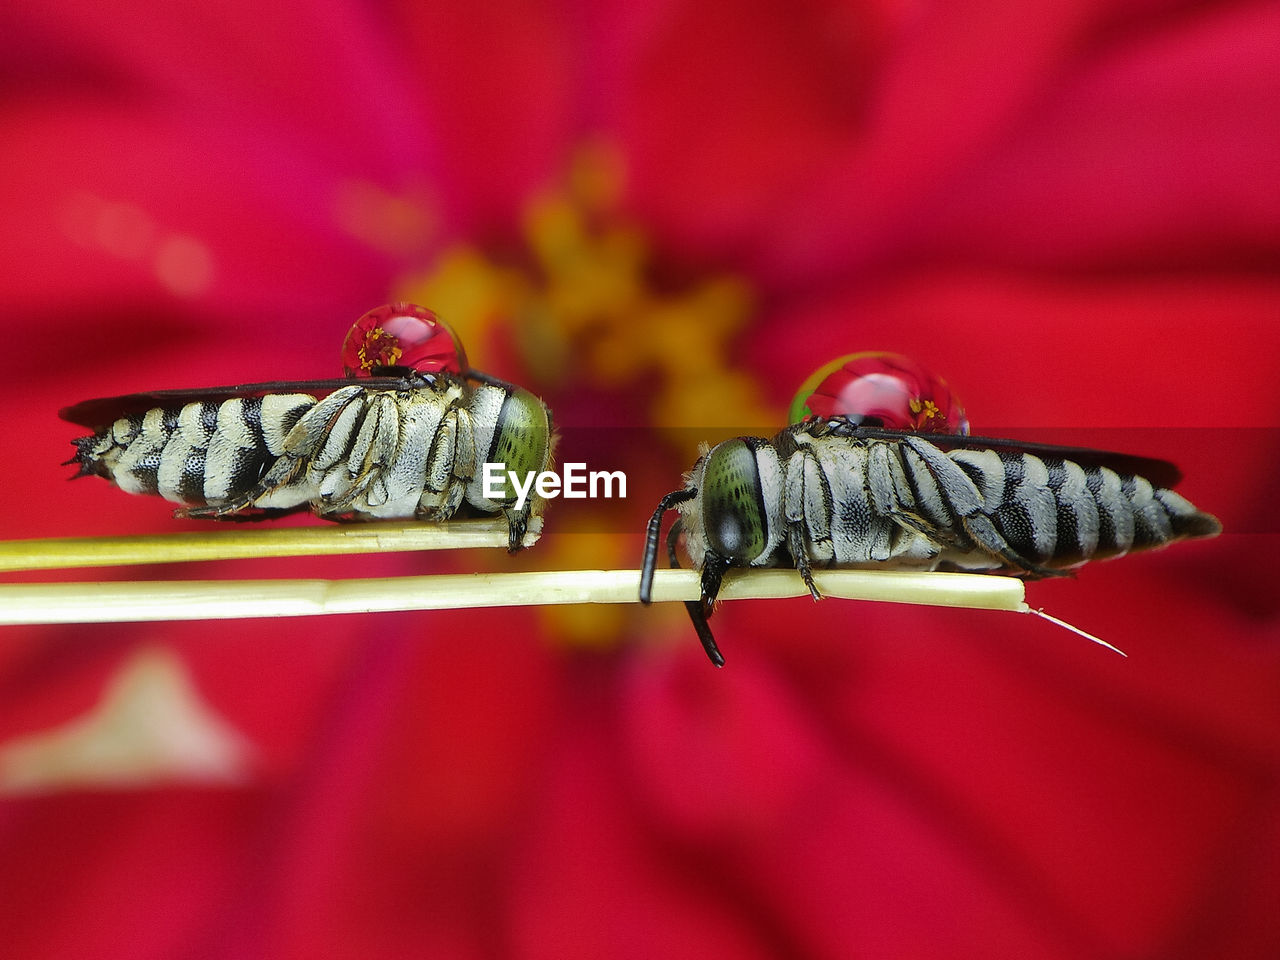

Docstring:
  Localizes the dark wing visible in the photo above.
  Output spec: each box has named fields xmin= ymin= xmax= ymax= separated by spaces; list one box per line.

xmin=804 ymin=419 xmax=1184 ymax=488
xmin=914 ymin=432 xmax=1183 ymax=489
xmin=59 ymin=376 xmax=423 ymax=428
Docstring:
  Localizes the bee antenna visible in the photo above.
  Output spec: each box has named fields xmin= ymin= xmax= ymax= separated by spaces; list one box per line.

xmin=639 ymin=488 xmax=697 ymax=605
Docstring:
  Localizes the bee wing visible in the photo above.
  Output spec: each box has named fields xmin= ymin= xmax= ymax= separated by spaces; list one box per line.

xmin=58 ymin=377 xmax=412 ymax=428
xmin=844 ymin=430 xmax=1172 ymax=488
xmin=797 ymin=418 xmax=1184 ymax=488
xmin=914 ymin=432 xmax=1184 ymax=489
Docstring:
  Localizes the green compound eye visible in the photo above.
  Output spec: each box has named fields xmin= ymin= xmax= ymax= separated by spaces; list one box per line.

xmin=700 ymin=439 xmax=766 ymax=561
xmin=488 ymin=387 xmax=551 ymax=503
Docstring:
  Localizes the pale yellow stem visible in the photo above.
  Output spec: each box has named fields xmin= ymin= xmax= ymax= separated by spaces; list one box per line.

xmin=0 ymin=568 xmax=1026 ymax=626
xmin=0 ymin=518 xmax=540 ymax=573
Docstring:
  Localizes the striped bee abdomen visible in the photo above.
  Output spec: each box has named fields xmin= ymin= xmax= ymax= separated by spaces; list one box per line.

xmin=932 ymin=441 xmax=1221 ymax=572
xmin=71 ymin=394 xmax=316 ymax=507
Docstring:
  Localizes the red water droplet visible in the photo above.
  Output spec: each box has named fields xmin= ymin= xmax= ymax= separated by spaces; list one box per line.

xmin=341 ymin=303 xmax=468 ymax=377
xmin=789 ymin=352 xmax=969 ymax=434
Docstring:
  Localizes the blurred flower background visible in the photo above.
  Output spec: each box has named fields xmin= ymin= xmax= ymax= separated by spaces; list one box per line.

xmin=2 ymin=0 xmax=1279 ymax=957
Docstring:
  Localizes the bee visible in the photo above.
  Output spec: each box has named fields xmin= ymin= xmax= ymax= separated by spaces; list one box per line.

xmin=640 ymin=355 xmax=1222 ymax=665
xmin=62 ymin=304 xmax=553 ymax=552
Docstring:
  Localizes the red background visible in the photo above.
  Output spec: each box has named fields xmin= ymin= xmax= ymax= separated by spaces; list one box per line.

xmin=2 ymin=1 xmax=1278 ymax=957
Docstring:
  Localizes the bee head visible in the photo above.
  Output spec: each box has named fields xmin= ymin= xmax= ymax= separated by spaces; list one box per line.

xmin=639 ymin=437 xmax=783 ymax=668
xmin=466 ymin=384 xmax=553 ymax=507
xmin=489 ymin=386 xmax=553 ymax=493
xmin=462 ymin=383 xmax=553 ymax=552
xmin=699 ymin=438 xmax=771 ymax=564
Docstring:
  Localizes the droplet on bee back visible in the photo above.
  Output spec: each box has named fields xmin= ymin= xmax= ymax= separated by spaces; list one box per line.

xmin=341 ymin=303 xmax=469 ymax=377
xmin=788 ymin=352 xmax=970 ymax=434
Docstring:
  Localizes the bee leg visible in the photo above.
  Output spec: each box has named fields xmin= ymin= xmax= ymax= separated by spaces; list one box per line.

xmin=175 ymin=505 xmax=306 ymax=522
xmin=899 ymin=437 xmax=1064 ymax=577
xmin=699 ymin=552 xmax=730 ymax=619
xmin=318 ymin=394 xmax=400 ymax=514
xmin=415 ymin=409 xmax=466 ymax=522
xmin=663 ymin=519 xmax=726 ymax=667
xmin=780 ymin=448 xmax=825 ymax=600
xmin=451 ymin=408 xmax=477 ymax=486
xmin=503 ymin=505 xmax=530 ymax=553
xmin=786 ymin=522 xmax=823 ymax=601
xmin=865 ymin=441 xmax=964 ymax=553
xmin=314 ymin=472 xmax=377 ymax=516
xmin=424 ymin=484 xmax=467 ymax=522
xmin=665 ymin=516 xmax=685 ymax=568
xmin=691 ymin=550 xmax=729 ymax=667
xmin=440 ymin=408 xmax=477 ymax=518
xmin=177 ymin=503 xmax=236 ymax=519
xmin=179 ymin=453 xmax=311 ymax=518
xmin=188 ymin=387 xmax=370 ymax=520
xmin=423 ymin=412 xmax=458 ymax=498
xmin=689 ymin=603 xmax=726 ymax=667
xmin=178 ymin=497 xmax=248 ymax=519
xmin=960 ymin=515 xmax=1064 ymax=579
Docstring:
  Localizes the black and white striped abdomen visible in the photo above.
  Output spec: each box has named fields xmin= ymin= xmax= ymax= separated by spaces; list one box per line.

xmin=940 ymin=443 xmax=1221 ymax=568
xmin=72 ymin=394 xmax=316 ymax=506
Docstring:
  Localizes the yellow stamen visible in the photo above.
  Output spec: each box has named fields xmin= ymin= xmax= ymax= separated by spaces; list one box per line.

xmin=400 ymin=142 xmax=778 ymax=443
xmin=395 ymin=141 xmax=781 ymax=644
